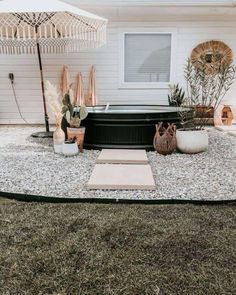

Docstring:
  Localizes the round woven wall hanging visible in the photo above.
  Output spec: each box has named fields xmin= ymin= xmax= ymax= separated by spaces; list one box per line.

xmin=190 ymin=40 xmax=233 ymax=74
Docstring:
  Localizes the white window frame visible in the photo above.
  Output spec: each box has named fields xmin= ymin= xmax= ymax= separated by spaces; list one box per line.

xmin=118 ymin=28 xmax=177 ymax=89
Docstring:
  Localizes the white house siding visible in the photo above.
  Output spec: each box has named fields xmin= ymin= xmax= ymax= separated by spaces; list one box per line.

xmin=0 ymin=21 xmax=236 ymax=124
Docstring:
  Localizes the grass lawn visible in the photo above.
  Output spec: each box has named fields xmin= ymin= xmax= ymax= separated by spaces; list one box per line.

xmin=0 ymin=198 xmax=235 ymax=295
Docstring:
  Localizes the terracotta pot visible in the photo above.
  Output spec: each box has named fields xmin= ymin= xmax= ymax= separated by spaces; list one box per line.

xmin=194 ymin=106 xmax=215 ymax=126
xmin=67 ymin=127 xmax=85 ymax=152
xmin=153 ymin=123 xmax=177 ymax=155
xmin=176 ymin=129 xmax=208 ymax=154
xmin=195 ymin=106 xmax=214 ymax=118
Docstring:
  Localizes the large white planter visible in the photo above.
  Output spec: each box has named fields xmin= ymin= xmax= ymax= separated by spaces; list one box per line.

xmin=176 ymin=129 xmax=209 ymax=154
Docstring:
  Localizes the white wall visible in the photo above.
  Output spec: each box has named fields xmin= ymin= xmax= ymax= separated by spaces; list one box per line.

xmin=0 ymin=21 xmax=236 ymax=124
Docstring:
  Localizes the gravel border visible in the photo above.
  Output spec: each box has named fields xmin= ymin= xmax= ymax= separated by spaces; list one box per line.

xmin=0 ymin=126 xmax=235 ymax=201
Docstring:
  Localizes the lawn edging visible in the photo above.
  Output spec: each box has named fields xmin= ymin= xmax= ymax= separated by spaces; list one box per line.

xmin=0 ymin=191 xmax=235 ymax=205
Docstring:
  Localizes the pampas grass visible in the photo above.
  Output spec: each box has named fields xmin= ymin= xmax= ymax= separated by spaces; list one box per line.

xmin=45 ymin=81 xmax=63 ymax=127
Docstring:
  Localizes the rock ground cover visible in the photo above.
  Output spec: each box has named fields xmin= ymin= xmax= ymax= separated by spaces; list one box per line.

xmin=0 ymin=126 xmax=235 ymax=200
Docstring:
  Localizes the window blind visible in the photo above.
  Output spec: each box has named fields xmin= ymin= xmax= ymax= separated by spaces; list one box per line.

xmin=124 ymin=33 xmax=171 ymax=83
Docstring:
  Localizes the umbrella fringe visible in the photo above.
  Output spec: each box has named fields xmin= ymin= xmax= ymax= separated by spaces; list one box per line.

xmin=0 ymin=41 xmax=106 ymax=54
xmin=0 ymin=13 xmax=107 ymax=43
xmin=0 ymin=17 xmax=107 ymax=54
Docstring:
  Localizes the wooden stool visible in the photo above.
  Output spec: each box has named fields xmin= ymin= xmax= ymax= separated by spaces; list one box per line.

xmin=222 ymin=106 xmax=233 ymax=125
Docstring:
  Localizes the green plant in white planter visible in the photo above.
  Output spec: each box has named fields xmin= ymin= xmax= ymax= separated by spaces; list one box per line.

xmin=176 ymin=58 xmax=236 ymax=154
xmin=62 ymin=137 xmax=79 ymax=156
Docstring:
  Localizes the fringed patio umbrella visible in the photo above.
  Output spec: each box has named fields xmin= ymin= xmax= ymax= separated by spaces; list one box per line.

xmin=87 ymin=65 xmax=97 ymax=106
xmin=75 ymin=72 xmax=84 ymax=106
xmin=0 ymin=0 xmax=107 ymax=137
xmin=60 ymin=66 xmax=71 ymax=98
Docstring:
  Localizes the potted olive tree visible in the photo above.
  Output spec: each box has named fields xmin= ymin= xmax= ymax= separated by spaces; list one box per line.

xmin=176 ymin=58 xmax=236 ymax=154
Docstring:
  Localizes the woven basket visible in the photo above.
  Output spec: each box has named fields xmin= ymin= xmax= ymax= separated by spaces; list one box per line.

xmin=153 ymin=123 xmax=177 ymax=155
xmin=190 ymin=40 xmax=233 ymax=74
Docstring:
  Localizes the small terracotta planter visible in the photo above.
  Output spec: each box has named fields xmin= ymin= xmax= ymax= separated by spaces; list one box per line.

xmin=195 ymin=106 xmax=214 ymax=118
xmin=67 ymin=127 xmax=85 ymax=152
xmin=194 ymin=106 xmax=215 ymax=126
xmin=153 ymin=123 xmax=177 ymax=155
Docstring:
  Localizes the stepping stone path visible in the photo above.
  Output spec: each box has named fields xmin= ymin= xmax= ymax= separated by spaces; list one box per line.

xmin=87 ymin=149 xmax=156 ymax=190
xmin=215 ymin=125 xmax=236 ymax=138
xmin=228 ymin=131 xmax=236 ymax=137
xmin=215 ymin=125 xmax=236 ymax=132
xmin=97 ymin=149 xmax=148 ymax=164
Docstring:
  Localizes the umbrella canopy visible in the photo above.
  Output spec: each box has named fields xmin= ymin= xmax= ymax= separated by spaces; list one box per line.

xmin=60 ymin=65 xmax=71 ymax=98
xmin=75 ymin=72 xmax=84 ymax=106
xmin=88 ymin=65 xmax=97 ymax=106
xmin=0 ymin=0 xmax=107 ymax=54
xmin=0 ymin=0 xmax=107 ymax=135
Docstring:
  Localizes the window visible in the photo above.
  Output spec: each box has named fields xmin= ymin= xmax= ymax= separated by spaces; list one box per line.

xmin=120 ymin=32 xmax=173 ymax=88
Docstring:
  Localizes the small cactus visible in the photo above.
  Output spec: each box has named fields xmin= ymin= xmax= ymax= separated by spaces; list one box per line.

xmin=61 ymin=89 xmax=88 ymax=128
xmin=79 ymin=105 xmax=88 ymax=120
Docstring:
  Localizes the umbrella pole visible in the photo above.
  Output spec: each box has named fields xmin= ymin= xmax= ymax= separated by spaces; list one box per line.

xmin=31 ymin=29 xmax=52 ymax=138
xmin=36 ymin=41 xmax=50 ymax=132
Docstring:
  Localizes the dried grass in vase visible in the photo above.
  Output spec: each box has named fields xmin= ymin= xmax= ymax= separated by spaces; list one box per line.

xmin=45 ymin=80 xmax=63 ymax=127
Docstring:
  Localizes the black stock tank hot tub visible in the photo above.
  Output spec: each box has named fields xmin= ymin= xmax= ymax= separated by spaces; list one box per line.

xmin=82 ymin=105 xmax=193 ymax=150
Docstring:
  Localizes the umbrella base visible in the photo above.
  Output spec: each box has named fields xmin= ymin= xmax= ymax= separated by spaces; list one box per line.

xmin=31 ymin=131 xmax=53 ymax=138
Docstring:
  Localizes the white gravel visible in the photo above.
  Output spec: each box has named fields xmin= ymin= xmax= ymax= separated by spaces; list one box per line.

xmin=0 ymin=126 xmax=235 ymax=201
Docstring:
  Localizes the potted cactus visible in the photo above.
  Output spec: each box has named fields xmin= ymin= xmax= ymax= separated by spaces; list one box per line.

xmin=61 ymin=91 xmax=88 ymax=152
